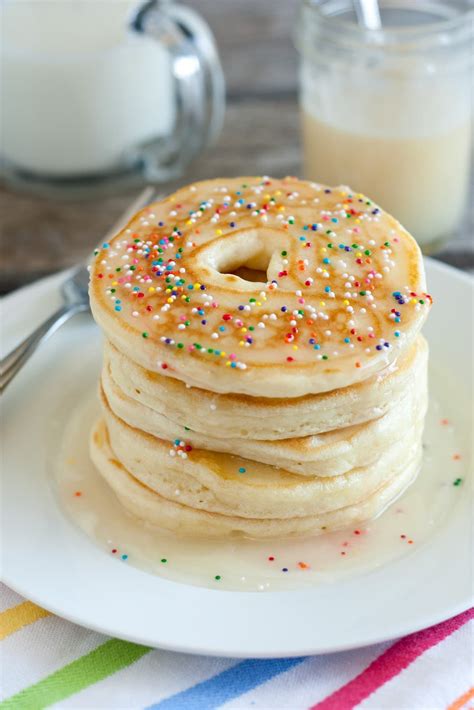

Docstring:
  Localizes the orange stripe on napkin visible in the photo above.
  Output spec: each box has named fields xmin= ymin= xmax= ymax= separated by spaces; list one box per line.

xmin=0 ymin=601 xmax=51 ymax=640
xmin=447 ymin=686 xmax=474 ymax=710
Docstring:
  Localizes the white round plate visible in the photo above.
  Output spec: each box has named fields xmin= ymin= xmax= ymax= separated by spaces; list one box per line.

xmin=1 ymin=259 xmax=472 ymax=658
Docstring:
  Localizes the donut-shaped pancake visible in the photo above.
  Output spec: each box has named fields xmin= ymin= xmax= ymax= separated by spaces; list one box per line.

xmin=103 ymin=336 xmax=428 ymax=440
xmin=90 ymin=419 xmax=422 ymax=538
xmin=90 ymin=177 xmax=431 ymax=397
xmin=101 ymin=359 xmax=427 ymax=477
xmin=98 ymin=392 xmax=424 ymax=519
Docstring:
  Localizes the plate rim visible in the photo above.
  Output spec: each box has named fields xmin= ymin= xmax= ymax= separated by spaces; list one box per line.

xmin=1 ymin=258 xmax=473 ymax=657
xmin=2 ymin=570 xmax=472 ymax=658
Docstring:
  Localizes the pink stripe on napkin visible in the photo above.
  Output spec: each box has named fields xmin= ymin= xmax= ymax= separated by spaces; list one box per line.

xmin=310 ymin=608 xmax=474 ymax=710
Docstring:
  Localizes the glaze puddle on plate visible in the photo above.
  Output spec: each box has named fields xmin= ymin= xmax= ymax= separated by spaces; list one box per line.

xmin=52 ymin=364 xmax=467 ymax=593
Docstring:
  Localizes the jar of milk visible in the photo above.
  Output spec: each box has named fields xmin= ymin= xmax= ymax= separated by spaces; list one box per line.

xmin=295 ymin=0 xmax=473 ymax=253
xmin=0 ymin=0 xmax=224 ymax=192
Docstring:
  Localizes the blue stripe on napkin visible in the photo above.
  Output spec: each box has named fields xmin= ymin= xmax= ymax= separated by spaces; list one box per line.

xmin=147 ymin=657 xmax=307 ymax=710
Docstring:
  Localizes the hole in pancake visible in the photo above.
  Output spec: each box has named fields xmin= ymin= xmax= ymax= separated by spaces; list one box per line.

xmin=214 ymin=240 xmax=272 ymax=285
xmin=198 ymin=228 xmax=288 ymax=287
xmin=227 ymin=266 xmax=268 ymax=283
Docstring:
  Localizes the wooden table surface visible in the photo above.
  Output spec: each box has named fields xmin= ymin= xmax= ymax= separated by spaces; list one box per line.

xmin=1 ymin=0 xmax=471 ymax=294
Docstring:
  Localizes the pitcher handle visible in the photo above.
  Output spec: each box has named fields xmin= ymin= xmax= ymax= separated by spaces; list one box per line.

xmin=131 ymin=0 xmax=225 ymax=181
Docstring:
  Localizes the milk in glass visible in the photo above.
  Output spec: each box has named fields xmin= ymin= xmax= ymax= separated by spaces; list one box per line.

xmin=0 ymin=0 xmax=174 ymax=176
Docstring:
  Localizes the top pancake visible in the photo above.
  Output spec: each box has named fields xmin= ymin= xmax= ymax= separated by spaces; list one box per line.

xmin=90 ymin=176 xmax=431 ymax=397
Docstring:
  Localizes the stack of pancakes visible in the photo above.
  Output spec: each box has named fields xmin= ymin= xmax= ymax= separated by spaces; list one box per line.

xmin=89 ymin=177 xmax=431 ymax=539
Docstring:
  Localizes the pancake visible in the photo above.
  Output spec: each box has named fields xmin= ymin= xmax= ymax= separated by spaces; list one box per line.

xmin=101 ymin=358 xmax=427 ymax=476
xmin=90 ymin=418 xmax=421 ymax=539
xmin=99 ymin=391 xmax=424 ymax=519
xmin=104 ymin=335 xmax=428 ymax=440
xmin=89 ymin=177 xmax=431 ymax=397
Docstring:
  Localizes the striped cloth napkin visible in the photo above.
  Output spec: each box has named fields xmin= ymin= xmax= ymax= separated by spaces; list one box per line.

xmin=1 ymin=583 xmax=472 ymax=709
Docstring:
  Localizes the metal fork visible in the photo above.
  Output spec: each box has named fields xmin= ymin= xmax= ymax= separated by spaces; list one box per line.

xmin=0 ymin=187 xmax=155 ymax=393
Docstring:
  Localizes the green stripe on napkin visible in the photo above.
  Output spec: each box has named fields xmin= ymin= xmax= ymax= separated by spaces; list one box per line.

xmin=1 ymin=638 xmax=150 ymax=709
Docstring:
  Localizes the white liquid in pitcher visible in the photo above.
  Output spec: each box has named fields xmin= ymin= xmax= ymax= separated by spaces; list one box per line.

xmin=52 ymin=367 xmax=469 ymax=592
xmin=302 ymin=113 xmax=471 ymax=248
xmin=301 ymin=55 xmax=472 ymax=248
xmin=0 ymin=0 xmax=174 ymax=176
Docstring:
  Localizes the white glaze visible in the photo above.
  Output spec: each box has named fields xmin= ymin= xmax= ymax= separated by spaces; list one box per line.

xmin=52 ymin=367 xmax=468 ymax=592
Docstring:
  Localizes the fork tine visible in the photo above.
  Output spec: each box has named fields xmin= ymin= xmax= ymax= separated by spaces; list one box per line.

xmin=1 ymin=187 xmax=159 ymax=391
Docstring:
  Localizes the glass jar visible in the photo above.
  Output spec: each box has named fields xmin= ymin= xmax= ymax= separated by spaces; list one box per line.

xmin=295 ymin=0 xmax=473 ymax=253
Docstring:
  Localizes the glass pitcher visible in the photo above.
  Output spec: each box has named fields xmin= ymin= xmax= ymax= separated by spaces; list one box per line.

xmin=0 ymin=0 xmax=225 ymax=191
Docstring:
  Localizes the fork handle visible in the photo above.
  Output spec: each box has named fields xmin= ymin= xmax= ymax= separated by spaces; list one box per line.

xmin=0 ymin=304 xmax=85 ymax=393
